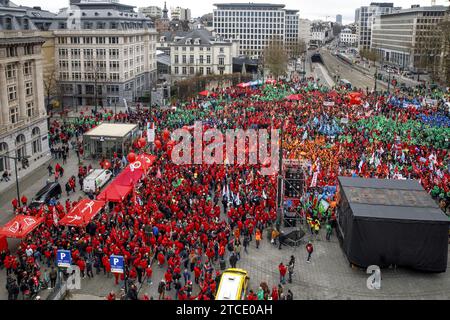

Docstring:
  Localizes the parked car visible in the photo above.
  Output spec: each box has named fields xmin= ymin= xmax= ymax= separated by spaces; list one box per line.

xmin=29 ymin=182 xmax=62 ymax=209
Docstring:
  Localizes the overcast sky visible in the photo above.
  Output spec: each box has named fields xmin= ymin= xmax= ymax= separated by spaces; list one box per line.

xmin=13 ymin=0 xmax=450 ymax=24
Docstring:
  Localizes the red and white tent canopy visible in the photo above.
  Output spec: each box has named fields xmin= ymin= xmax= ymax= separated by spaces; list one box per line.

xmin=0 ymin=215 xmax=44 ymax=239
xmin=58 ymin=199 xmax=105 ymax=227
xmin=97 ymin=184 xmax=132 ymax=203
xmin=132 ymin=154 xmax=157 ymax=172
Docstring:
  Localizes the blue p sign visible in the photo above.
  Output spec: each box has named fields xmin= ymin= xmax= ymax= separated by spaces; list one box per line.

xmin=110 ymin=255 xmax=124 ymax=274
xmin=57 ymin=250 xmax=72 ymax=268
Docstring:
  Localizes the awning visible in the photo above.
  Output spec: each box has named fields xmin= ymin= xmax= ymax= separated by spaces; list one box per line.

xmin=114 ymin=166 xmax=145 ymax=186
xmin=0 ymin=235 xmax=8 ymax=252
xmin=237 ymin=82 xmax=250 ymax=88
xmin=0 ymin=215 xmax=44 ymax=239
xmin=97 ymin=184 xmax=132 ymax=202
xmin=199 ymin=90 xmax=209 ymax=96
xmin=133 ymin=154 xmax=157 ymax=172
xmin=58 ymin=199 xmax=106 ymax=227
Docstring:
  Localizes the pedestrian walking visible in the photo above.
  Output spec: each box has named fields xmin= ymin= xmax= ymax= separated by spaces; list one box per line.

xmin=49 ymin=267 xmax=57 ymax=289
xmin=306 ymin=241 xmax=314 ymax=263
xmin=47 ymin=164 xmax=53 ymax=177
xmin=158 ymin=280 xmax=166 ymax=300
xmin=278 ymin=262 xmax=287 ymax=285
xmin=243 ymin=235 xmax=249 ymax=254
xmin=255 ymin=229 xmax=261 ymax=249
xmin=288 ymin=255 xmax=295 ymax=283
xmin=229 ymin=252 xmax=238 ymax=268
xmin=326 ymin=220 xmax=332 ymax=241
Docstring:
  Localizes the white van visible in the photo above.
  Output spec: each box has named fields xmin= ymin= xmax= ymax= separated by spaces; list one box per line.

xmin=82 ymin=169 xmax=113 ymax=193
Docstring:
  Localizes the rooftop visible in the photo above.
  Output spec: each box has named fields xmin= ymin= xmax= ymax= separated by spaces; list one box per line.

xmin=214 ymin=3 xmax=285 ymax=9
xmin=338 ymin=176 xmax=449 ymax=223
xmin=84 ymin=123 xmax=137 ymax=138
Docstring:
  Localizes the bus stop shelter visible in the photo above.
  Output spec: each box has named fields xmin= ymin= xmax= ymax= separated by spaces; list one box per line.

xmin=83 ymin=123 xmax=138 ymax=160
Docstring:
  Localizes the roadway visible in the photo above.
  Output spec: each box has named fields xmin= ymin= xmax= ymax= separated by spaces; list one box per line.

xmin=319 ymin=49 xmax=388 ymax=92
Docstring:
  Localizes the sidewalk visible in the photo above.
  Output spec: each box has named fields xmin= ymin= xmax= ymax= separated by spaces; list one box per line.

xmin=0 ymin=141 xmax=98 ymax=236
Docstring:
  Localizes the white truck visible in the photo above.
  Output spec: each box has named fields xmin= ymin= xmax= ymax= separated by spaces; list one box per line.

xmin=82 ymin=169 xmax=113 ymax=193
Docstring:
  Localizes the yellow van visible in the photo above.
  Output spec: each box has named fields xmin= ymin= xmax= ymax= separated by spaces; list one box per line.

xmin=215 ymin=268 xmax=249 ymax=300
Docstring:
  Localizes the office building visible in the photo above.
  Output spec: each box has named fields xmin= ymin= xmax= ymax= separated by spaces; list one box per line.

xmin=139 ymin=6 xmax=162 ymax=20
xmin=49 ymin=0 xmax=158 ymax=108
xmin=355 ymin=2 xmax=394 ymax=50
xmin=336 ymin=14 xmax=342 ymax=25
xmin=0 ymin=1 xmax=51 ymax=177
xmin=213 ymin=3 xmax=299 ymax=58
xmin=285 ymin=10 xmax=299 ymax=57
xmin=171 ymin=7 xmax=191 ymax=21
xmin=298 ymin=18 xmax=312 ymax=46
xmin=340 ymin=28 xmax=357 ymax=46
xmin=170 ymin=28 xmax=239 ymax=80
xmin=371 ymin=5 xmax=448 ymax=73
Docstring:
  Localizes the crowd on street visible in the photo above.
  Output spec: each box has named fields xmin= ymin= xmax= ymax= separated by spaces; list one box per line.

xmin=1 ymin=77 xmax=449 ymax=300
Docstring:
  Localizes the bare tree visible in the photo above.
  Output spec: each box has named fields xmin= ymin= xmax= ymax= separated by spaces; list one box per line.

xmin=263 ymin=38 xmax=289 ymax=79
xmin=289 ymin=38 xmax=307 ymax=60
xmin=43 ymin=70 xmax=58 ymax=115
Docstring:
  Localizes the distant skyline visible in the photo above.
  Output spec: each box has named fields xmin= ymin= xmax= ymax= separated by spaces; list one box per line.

xmin=11 ymin=0 xmax=450 ymax=24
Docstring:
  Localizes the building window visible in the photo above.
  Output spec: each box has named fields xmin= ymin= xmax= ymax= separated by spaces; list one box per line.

xmin=32 ymin=127 xmax=42 ymax=154
xmin=27 ymin=102 xmax=35 ymax=117
xmin=0 ymin=142 xmax=9 ymax=172
xmin=25 ymin=82 xmax=33 ymax=96
xmin=207 ymin=67 xmax=211 ymax=75
xmin=174 ymin=67 xmax=179 ymax=74
xmin=190 ymin=55 xmax=194 ymax=64
xmin=174 ymin=55 xmax=179 ymax=64
xmin=10 ymin=107 xmax=18 ymax=124
xmin=23 ymin=62 xmax=32 ymax=76
xmin=6 ymin=64 xmax=16 ymax=79
xmin=199 ymin=67 xmax=204 ymax=75
xmin=207 ymin=56 xmax=211 ymax=64
xmin=24 ymin=45 xmax=34 ymax=55
xmin=15 ymin=134 xmax=26 ymax=159
xmin=219 ymin=57 xmax=224 ymax=65
xmin=182 ymin=67 xmax=187 ymax=74
xmin=8 ymin=86 xmax=17 ymax=101
xmin=182 ymin=55 xmax=186 ymax=64
xmin=7 ymin=47 xmax=17 ymax=57
xmin=189 ymin=67 xmax=194 ymax=74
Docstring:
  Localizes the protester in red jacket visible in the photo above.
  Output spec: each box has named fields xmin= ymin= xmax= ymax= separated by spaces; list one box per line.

xmin=278 ymin=262 xmax=287 ymax=285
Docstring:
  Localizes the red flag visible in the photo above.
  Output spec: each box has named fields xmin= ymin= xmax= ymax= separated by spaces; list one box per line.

xmin=156 ymin=168 xmax=162 ymax=179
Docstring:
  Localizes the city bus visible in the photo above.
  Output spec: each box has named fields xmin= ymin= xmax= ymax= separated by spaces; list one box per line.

xmin=215 ymin=268 xmax=249 ymax=300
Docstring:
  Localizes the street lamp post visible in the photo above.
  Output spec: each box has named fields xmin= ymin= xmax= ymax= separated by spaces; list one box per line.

xmin=374 ymin=66 xmax=378 ymax=95
xmin=387 ymin=70 xmax=391 ymax=93
xmin=3 ymin=154 xmax=29 ymax=202
xmin=302 ymin=53 xmax=306 ymax=82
